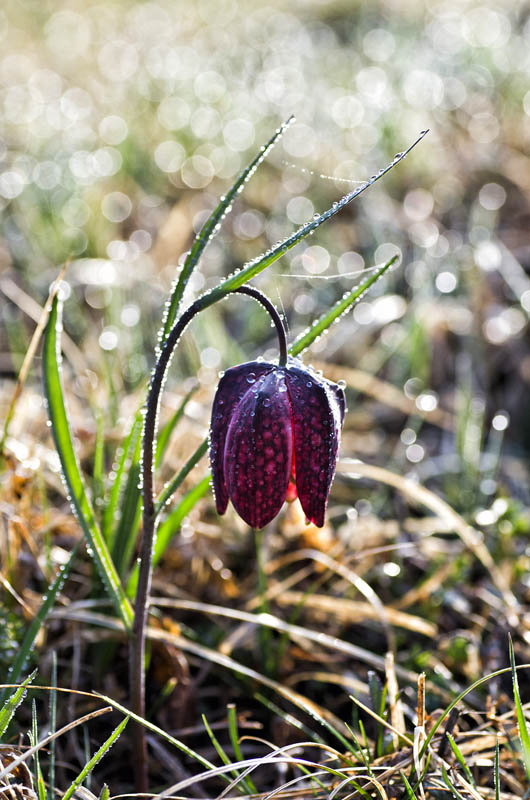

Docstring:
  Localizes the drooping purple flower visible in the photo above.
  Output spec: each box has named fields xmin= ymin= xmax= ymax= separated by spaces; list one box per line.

xmin=210 ymin=358 xmax=345 ymax=529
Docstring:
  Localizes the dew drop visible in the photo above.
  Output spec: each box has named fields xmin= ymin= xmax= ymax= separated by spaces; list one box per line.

xmin=246 ymin=372 xmax=256 ymax=383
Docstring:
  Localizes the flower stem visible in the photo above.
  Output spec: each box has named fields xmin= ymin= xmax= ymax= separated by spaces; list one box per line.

xmin=130 ymin=285 xmax=287 ymax=793
xmin=236 ymin=285 xmax=288 ymax=366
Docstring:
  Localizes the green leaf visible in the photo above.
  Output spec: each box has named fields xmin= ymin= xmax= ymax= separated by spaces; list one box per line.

xmin=92 ymin=412 xmax=105 ymax=515
xmin=61 ymin=716 xmax=129 ymax=800
xmin=48 ymin=652 xmax=57 ymax=800
xmin=228 ymin=704 xmax=258 ymax=794
xmin=127 ymin=472 xmax=210 ymax=598
xmin=161 ymin=116 xmax=295 ymax=342
xmin=202 ymin=713 xmax=245 ymax=791
xmin=30 ymin=699 xmax=46 ymax=800
xmin=155 ymin=438 xmax=209 ymax=516
xmin=155 ymin=473 xmax=211 ymax=561
xmin=289 ymin=256 xmax=398 ymax=357
xmin=111 ymin=429 xmax=142 ymax=577
xmin=446 ymin=732 xmax=475 ymax=786
xmin=102 ymin=411 xmax=142 ymax=546
xmin=440 ymin=764 xmax=467 ymax=800
xmin=96 ymin=693 xmax=216 ymax=771
xmin=155 ymin=386 xmax=198 ymax=468
xmin=42 ymin=296 xmax=133 ymax=629
xmin=400 ymin=772 xmax=418 ymax=800
xmin=198 ymin=133 xmax=426 ymax=313
xmin=0 ymin=670 xmax=37 ymax=739
xmin=510 ymin=635 xmax=530 ymax=782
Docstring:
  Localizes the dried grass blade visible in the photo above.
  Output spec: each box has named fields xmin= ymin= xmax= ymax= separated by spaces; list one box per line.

xmin=0 ymin=262 xmax=67 ymax=458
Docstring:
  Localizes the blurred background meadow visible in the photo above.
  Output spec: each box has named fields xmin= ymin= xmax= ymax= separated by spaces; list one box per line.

xmin=1 ymin=0 xmax=530 ymax=796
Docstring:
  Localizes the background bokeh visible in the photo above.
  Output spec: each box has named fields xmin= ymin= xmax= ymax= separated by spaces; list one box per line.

xmin=2 ymin=1 xmax=530 ymax=792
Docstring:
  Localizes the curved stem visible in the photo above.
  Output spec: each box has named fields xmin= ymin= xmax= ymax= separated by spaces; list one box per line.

xmin=129 ymin=285 xmax=287 ymax=793
xmin=235 ymin=285 xmax=288 ymax=366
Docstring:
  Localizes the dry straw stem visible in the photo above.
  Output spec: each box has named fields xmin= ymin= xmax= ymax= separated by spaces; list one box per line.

xmin=337 ymin=459 xmax=520 ymax=620
xmin=385 ymin=651 xmax=406 ymax=745
xmin=349 ymin=693 xmax=414 ymax=748
xmin=0 ymin=269 xmax=84 ymax=374
xmin=272 ymin=590 xmax=437 ymax=638
xmin=0 ymin=263 xmax=68 ymax=457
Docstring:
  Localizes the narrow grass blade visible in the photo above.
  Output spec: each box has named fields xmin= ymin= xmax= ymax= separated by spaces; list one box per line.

xmin=30 ymin=699 xmax=46 ymax=800
xmin=440 ymin=764 xmax=467 ymax=800
xmin=290 ymin=256 xmax=398 ymax=357
xmin=446 ymin=732 xmax=475 ymax=786
xmin=102 ymin=411 xmax=142 ymax=546
xmin=419 ymin=662 xmax=530 ymax=758
xmin=228 ymin=704 xmax=258 ymax=794
xmin=155 ymin=386 xmax=197 ymax=468
xmin=0 ymin=262 xmax=67 ymax=460
xmin=509 ymin=635 xmax=530 ymax=782
xmin=111 ymin=430 xmax=142 ymax=577
xmin=162 ymin=116 xmax=295 ymax=341
xmin=254 ymin=693 xmax=325 ymax=744
xmin=0 ymin=670 xmax=37 ymax=738
xmin=344 ymin=723 xmax=374 ymax=776
xmin=155 ymin=439 xmax=208 ymax=516
xmin=98 ymin=785 xmax=110 ymax=800
xmin=368 ymin=671 xmax=385 ymax=759
xmin=127 ymin=473 xmax=210 ymax=597
xmin=2 ymin=549 xmax=77 ymax=703
xmin=400 ymin=772 xmax=418 ymax=800
xmin=83 ymin=726 xmax=91 ymax=790
xmin=42 ymin=296 xmax=133 ymax=629
xmin=202 ymin=713 xmax=245 ymax=792
xmin=61 ymin=716 xmax=129 ymax=800
xmin=96 ymin=693 xmax=216 ymax=771
xmin=92 ymin=413 xmax=105 ymax=516
xmin=154 ymin=469 xmax=207 ymax=582
xmin=48 ymin=652 xmax=57 ymax=800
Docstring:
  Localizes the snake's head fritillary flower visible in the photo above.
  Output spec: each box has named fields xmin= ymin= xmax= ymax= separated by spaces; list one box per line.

xmin=210 ymin=359 xmax=345 ymax=529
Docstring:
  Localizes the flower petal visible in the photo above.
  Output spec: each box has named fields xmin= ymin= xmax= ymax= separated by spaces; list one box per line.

xmin=210 ymin=361 xmax=273 ymax=515
xmin=285 ymin=366 xmax=344 ymax=527
xmin=324 ymin=379 xmax=346 ymax=425
xmin=224 ymin=370 xmax=293 ymax=528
